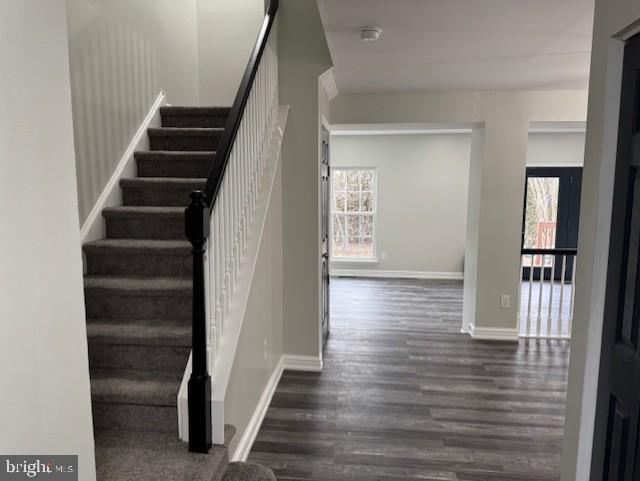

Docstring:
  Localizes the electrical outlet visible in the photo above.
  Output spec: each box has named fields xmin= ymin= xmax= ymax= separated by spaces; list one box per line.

xmin=381 ymin=252 xmax=388 ymax=260
xmin=263 ymin=338 xmax=270 ymax=360
xmin=500 ymin=295 xmax=510 ymax=309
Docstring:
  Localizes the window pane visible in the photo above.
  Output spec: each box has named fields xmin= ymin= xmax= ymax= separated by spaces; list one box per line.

xmin=361 ymin=214 xmax=374 ymax=237
xmin=359 ymin=237 xmax=374 ymax=258
xmin=332 ymin=215 xmax=345 ymax=257
xmin=333 ymin=170 xmax=346 ymax=192
xmin=361 ymin=170 xmax=374 ymax=190
xmin=523 ymin=176 xmax=559 ymax=267
xmin=361 ymin=192 xmax=374 ymax=212
xmin=346 ymin=192 xmax=359 ymax=212
xmin=331 ymin=169 xmax=376 ymax=259
xmin=347 ymin=171 xmax=360 ymax=191
xmin=347 ymin=214 xmax=360 ymax=237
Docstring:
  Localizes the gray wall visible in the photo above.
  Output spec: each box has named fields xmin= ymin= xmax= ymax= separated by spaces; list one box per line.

xmin=66 ymin=0 xmax=201 ymax=224
xmin=197 ymin=0 xmax=264 ymax=105
xmin=0 ymin=1 xmax=96 ymax=478
xmin=225 ymin=160 xmax=283 ymax=455
xmin=330 ymin=133 xmax=471 ymax=276
xmin=279 ymin=0 xmax=333 ymax=359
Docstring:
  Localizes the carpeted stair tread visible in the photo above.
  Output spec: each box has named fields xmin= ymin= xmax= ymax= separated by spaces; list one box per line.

xmin=102 ymin=206 xmax=184 ymax=240
xmin=94 ymin=430 xmax=228 ymax=481
xmin=160 ymin=107 xmax=231 ymax=128
xmin=148 ymin=128 xmax=224 ymax=152
xmin=84 ymin=239 xmax=191 ymax=254
xmin=102 ymin=206 xmax=184 ymax=218
xmin=120 ymin=177 xmax=207 ymax=207
xmin=148 ymin=127 xmax=225 ymax=136
xmin=160 ymin=106 xmax=231 ymax=116
xmin=135 ymin=151 xmax=215 ymax=178
xmin=91 ymin=368 xmax=181 ymax=406
xmin=121 ymin=177 xmax=207 ymax=186
xmin=84 ymin=275 xmax=192 ymax=295
xmin=84 ymin=239 xmax=192 ymax=277
xmin=87 ymin=318 xmax=191 ymax=346
xmin=221 ymin=462 xmax=276 ymax=481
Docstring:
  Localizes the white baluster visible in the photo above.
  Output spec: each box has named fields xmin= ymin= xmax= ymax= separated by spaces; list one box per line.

xmin=526 ymin=254 xmax=534 ymax=337
xmin=568 ymin=255 xmax=577 ymax=337
xmin=547 ymin=255 xmax=555 ymax=338
xmin=516 ymin=255 xmax=524 ymax=337
xmin=557 ymin=255 xmax=567 ymax=338
xmin=536 ymin=255 xmax=545 ymax=337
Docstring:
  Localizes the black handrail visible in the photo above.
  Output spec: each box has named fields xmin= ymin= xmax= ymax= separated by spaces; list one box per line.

xmin=521 ymin=248 xmax=578 ymax=256
xmin=184 ymin=0 xmax=279 ymax=454
xmin=203 ymin=0 xmax=279 ymax=209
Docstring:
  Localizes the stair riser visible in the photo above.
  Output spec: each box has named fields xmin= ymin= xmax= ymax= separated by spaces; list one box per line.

xmin=85 ymin=292 xmax=191 ymax=320
xmin=93 ymin=403 xmax=177 ymax=433
xmin=121 ymin=184 xmax=203 ymax=207
xmin=161 ymin=113 xmax=229 ymax=128
xmin=85 ymin=253 xmax=192 ymax=277
xmin=105 ymin=215 xmax=183 ymax=240
xmin=89 ymin=344 xmax=190 ymax=372
xmin=136 ymin=157 xmax=212 ymax=178
xmin=149 ymin=134 xmax=222 ymax=152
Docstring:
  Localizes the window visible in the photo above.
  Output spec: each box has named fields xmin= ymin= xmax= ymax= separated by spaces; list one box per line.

xmin=331 ymin=168 xmax=376 ymax=259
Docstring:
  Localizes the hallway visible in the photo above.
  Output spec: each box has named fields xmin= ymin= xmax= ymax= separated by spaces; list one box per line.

xmin=248 ymin=278 xmax=570 ymax=481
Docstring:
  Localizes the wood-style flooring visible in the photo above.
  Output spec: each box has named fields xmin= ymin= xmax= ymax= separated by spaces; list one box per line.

xmin=247 ymin=277 xmax=570 ymax=481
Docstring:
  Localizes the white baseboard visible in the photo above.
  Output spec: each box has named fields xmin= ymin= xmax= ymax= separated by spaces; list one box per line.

xmin=331 ymin=269 xmax=464 ymax=280
xmin=79 ymin=91 xmax=166 ymax=244
xmin=231 ymin=356 xmax=285 ymax=462
xmin=468 ymin=324 xmax=519 ymax=341
xmin=282 ymin=354 xmax=323 ymax=372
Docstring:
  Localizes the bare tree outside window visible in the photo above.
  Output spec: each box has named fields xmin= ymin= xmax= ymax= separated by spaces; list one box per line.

xmin=332 ymin=168 xmax=376 ymax=258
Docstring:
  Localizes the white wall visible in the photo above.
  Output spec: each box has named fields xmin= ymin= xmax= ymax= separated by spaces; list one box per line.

xmin=330 ymin=133 xmax=471 ymax=277
xmin=0 ymin=1 xmax=96 ymax=479
xmin=66 ymin=0 xmax=201 ymax=224
xmin=562 ymin=3 xmax=640 ymax=481
xmin=279 ymin=0 xmax=333 ymax=360
xmin=332 ymin=90 xmax=588 ymax=338
xmin=197 ymin=0 xmax=264 ymax=105
xmin=527 ymin=132 xmax=586 ymax=166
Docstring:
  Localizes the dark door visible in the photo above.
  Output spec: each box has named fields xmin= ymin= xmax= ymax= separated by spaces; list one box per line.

xmin=521 ymin=167 xmax=582 ymax=280
xmin=321 ymin=125 xmax=330 ymax=346
xmin=590 ymin=33 xmax=640 ymax=481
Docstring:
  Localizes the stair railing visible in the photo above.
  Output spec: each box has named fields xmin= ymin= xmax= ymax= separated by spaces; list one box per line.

xmin=185 ymin=0 xmax=279 ymax=453
xmin=516 ymin=247 xmax=577 ymax=339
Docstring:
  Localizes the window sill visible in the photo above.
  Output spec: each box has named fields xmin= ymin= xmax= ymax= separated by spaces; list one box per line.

xmin=331 ymin=257 xmax=379 ymax=264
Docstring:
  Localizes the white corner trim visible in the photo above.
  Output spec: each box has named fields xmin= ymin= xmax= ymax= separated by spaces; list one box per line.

xmin=282 ymin=354 xmax=323 ymax=372
xmin=330 ymin=269 xmax=464 ymax=281
xmin=80 ymin=91 xmax=166 ymax=244
xmin=467 ymin=324 xmax=519 ymax=342
xmin=231 ymin=356 xmax=285 ymax=462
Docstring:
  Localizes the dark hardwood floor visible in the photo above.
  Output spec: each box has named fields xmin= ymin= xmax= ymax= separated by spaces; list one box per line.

xmin=248 ymin=277 xmax=570 ymax=481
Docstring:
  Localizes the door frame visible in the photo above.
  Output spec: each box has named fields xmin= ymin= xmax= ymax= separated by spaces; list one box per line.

xmin=317 ymin=115 xmax=331 ymax=358
xmin=563 ymin=21 xmax=640 ymax=481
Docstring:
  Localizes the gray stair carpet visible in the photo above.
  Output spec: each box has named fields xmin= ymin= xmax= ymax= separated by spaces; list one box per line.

xmin=83 ymin=106 xmax=239 ymax=481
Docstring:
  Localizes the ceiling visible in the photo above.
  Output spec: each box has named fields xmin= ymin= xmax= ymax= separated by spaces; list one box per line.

xmin=318 ymin=0 xmax=595 ymax=93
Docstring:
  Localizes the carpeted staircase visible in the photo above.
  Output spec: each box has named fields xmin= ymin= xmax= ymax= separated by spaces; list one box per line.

xmin=82 ymin=106 xmax=275 ymax=481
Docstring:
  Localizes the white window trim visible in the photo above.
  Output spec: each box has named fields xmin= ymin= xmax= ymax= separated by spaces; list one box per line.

xmin=330 ymin=167 xmax=378 ymax=263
